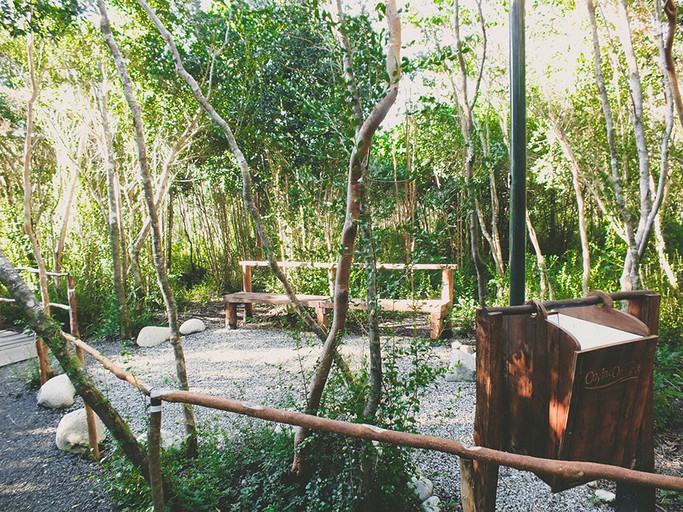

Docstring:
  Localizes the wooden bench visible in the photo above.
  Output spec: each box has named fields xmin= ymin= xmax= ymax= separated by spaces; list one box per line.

xmin=224 ymin=261 xmax=456 ymax=339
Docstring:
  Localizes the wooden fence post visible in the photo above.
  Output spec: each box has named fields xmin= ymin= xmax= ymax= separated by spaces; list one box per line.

xmin=615 ymin=293 xmax=660 ymax=512
xmin=241 ymin=263 xmax=253 ymax=318
xmin=461 ymin=310 xmax=504 ymax=512
xmin=68 ymin=274 xmax=99 ymax=460
xmin=148 ymin=396 xmax=165 ymax=512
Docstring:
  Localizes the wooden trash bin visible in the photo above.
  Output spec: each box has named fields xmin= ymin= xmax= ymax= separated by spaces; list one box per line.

xmin=462 ymin=290 xmax=660 ymax=511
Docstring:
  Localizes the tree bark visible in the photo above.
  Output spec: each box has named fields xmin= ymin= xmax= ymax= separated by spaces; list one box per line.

xmin=290 ymin=0 xmax=401 ymax=477
xmin=97 ymin=72 xmax=131 ymax=340
xmin=0 ymin=248 xmax=151 ymax=483
xmin=453 ymin=0 xmax=488 ymax=306
xmin=98 ymin=0 xmax=198 ymax=457
xmin=551 ymin=119 xmax=591 ymax=295
xmin=22 ymin=30 xmax=53 ymax=382
xmin=587 ymin=0 xmax=638 ymax=290
xmin=526 ymin=210 xmax=553 ymax=301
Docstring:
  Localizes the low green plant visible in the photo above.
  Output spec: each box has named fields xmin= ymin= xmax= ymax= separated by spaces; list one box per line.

xmin=102 ymin=420 xmax=423 ymax=512
xmin=101 ymin=334 xmax=442 ymax=512
xmin=653 ymin=343 xmax=683 ymax=431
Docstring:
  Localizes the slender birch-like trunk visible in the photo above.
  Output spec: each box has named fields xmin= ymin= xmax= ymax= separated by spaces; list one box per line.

xmin=551 ymin=120 xmax=591 ymax=295
xmin=97 ymin=73 xmax=131 ymax=340
xmin=98 ymin=0 xmax=198 ymax=456
xmin=22 ymin=31 xmax=53 ymax=382
xmin=290 ymin=0 xmax=401 ymax=477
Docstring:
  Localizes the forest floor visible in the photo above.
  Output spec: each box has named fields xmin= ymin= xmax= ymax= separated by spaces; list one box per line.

xmin=0 ymin=302 xmax=681 ymax=511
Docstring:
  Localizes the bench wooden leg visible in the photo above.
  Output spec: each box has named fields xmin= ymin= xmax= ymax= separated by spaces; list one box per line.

xmin=430 ymin=311 xmax=442 ymax=340
xmin=226 ymin=303 xmax=238 ymax=329
xmin=315 ymin=304 xmax=329 ymax=329
xmin=244 ymin=304 xmax=254 ymax=318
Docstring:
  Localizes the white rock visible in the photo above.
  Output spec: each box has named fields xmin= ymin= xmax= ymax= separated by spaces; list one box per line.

xmin=445 ymin=345 xmax=476 ymax=381
xmin=594 ymin=489 xmax=616 ymax=503
xmin=37 ymin=374 xmax=76 ymax=409
xmin=460 ymin=344 xmax=476 ymax=355
xmin=422 ymin=496 xmax=441 ymax=512
xmin=55 ymin=408 xmax=106 ymax=453
xmin=136 ymin=429 xmax=183 ymax=451
xmin=179 ymin=318 xmax=206 ymax=335
xmin=136 ymin=326 xmax=172 ymax=347
xmin=409 ymin=475 xmax=434 ymax=502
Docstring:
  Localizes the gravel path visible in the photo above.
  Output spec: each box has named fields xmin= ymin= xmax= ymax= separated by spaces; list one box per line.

xmin=0 ymin=323 xmax=668 ymax=511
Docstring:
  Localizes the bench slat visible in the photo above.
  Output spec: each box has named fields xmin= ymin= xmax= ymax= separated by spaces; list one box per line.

xmin=224 ymin=292 xmax=328 ymax=306
xmin=318 ymin=298 xmax=449 ymax=313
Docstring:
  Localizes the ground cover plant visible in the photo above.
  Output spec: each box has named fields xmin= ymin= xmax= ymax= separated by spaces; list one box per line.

xmin=1 ymin=0 xmax=683 ymax=509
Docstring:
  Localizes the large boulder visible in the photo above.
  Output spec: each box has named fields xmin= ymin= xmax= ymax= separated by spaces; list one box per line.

xmin=37 ymin=374 xmax=76 ymax=409
xmin=55 ymin=408 xmax=107 ymax=453
xmin=179 ymin=318 xmax=206 ymax=335
xmin=136 ymin=326 xmax=172 ymax=347
xmin=445 ymin=341 xmax=476 ymax=382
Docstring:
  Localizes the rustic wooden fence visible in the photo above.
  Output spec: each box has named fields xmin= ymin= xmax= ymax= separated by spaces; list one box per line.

xmin=62 ymin=307 xmax=683 ymax=512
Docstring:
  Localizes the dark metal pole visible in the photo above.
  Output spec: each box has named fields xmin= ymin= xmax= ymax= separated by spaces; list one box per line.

xmin=509 ymin=0 xmax=527 ymax=306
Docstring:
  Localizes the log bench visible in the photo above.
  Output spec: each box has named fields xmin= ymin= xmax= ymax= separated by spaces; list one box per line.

xmin=224 ymin=261 xmax=456 ymax=339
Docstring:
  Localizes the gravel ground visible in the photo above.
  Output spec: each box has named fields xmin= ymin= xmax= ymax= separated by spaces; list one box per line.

xmin=0 ymin=318 xmax=678 ymax=511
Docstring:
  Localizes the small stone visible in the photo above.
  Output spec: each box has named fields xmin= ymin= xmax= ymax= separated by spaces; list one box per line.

xmin=460 ymin=344 xmax=476 ymax=355
xmin=136 ymin=326 xmax=172 ymax=347
xmin=594 ymin=489 xmax=616 ymax=503
xmin=37 ymin=374 xmax=76 ymax=409
xmin=179 ymin=318 xmax=206 ymax=335
xmin=445 ymin=346 xmax=476 ymax=381
xmin=409 ymin=475 xmax=434 ymax=502
xmin=56 ymin=408 xmax=106 ymax=453
xmin=422 ymin=496 xmax=441 ymax=512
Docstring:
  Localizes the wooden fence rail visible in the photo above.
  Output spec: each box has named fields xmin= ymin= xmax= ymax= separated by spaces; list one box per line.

xmin=56 ymin=326 xmax=683 ymax=511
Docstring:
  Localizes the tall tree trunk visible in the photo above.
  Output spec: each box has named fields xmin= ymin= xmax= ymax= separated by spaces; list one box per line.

xmin=660 ymin=0 xmax=683 ymax=127
xmin=587 ymin=0 xmax=638 ymax=290
xmin=0 ymin=248 xmax=152 ymax=484
xmin=450 ymin=0 xmax=488 ymax=306
xmin=551 ymin=119 xmax=591 ymax=295
xmin=22 ymin=30 xmax=53 ymax=381
xmin=97 ymin=72 xmax=131 ymax=340
xmin=98 ymin=0 xmax=198 ymax=457
xmin=526 ymin=211 xmax=553 ymax=301
xmin=290 ymin=0 xmax=401 ymax=477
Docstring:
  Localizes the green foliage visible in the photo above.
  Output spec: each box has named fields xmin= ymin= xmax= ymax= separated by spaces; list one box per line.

xmin=103 ymin=420 xmax=423 ymax=512
xmin=653 ymin=343 xmax=683 ymax=431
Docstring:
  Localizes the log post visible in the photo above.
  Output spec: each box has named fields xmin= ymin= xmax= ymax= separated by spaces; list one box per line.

xmin=241 ymin=263 xmax=253 ymax=318
xmin=441 ymin=267 xmax=454 ymax=304
xmin=148 ymin=396 xmax=165 ymax=512
xmin=36 ymin=338 xmax=48 ymax=384
xmin=615 ymin=293 xmax=660 ymax=512
xmin=328 ymin=267 xmax=337 ymax=297
xmin=461 ymin=310 xmax=504 ymax=512
xmin=68 ymin=274 xmax=100 ymax=460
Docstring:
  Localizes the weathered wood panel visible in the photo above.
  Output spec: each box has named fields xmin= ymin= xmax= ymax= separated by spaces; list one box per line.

xmin=0 ymin=329 xmax=37 ymax=367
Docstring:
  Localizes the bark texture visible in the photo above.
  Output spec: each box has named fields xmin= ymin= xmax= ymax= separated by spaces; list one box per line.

xmin=0 ymin=248 xmax=151 ymax=483
xmin=290 ymin=0 xmax=401 ymax=477
xmin=96 ymin=73 xmax=131 ymax=340
xmin=98 ymin=0 xmax=198 ymax=456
